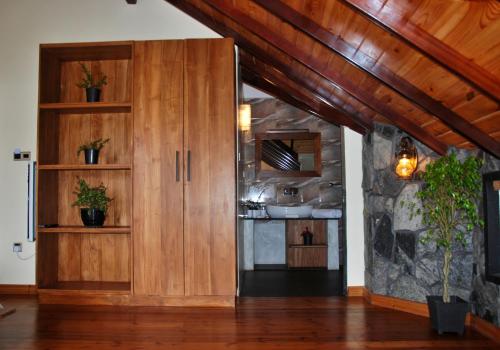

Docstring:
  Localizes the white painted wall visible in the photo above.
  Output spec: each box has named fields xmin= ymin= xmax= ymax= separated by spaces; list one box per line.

xmin=0 ymin=0 xmax=219 ymax=284
xmin=0 ymin=0 xmax=365 ymax=286
xmin=343 ymin=128 xmax=366 ymax=286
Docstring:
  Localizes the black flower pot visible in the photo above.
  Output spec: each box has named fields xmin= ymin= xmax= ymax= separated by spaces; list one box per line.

xmin=303 ymin=234 xmax=313 ymax=245
xmin=426 ymin=295 xmax=468 ymax=335
xmin=86 ymin=87 xmax=101 ymax=102
xmin=80 ymin=208 xmax=105 ymax=227
xmin=84 ymin=148 xmax=99 ymax=164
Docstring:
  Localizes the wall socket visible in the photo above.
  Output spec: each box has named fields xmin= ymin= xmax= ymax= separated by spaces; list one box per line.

xmin=13 ymin=243 xmax=22 ymax=253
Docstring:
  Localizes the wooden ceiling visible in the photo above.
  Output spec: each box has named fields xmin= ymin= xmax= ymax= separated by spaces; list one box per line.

xmin=165 ymin=0 xmax=500 ymax=157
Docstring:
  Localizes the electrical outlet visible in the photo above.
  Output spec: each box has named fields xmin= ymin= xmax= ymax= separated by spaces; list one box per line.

xmin=13 ymin=243 xmax=22 ymax=253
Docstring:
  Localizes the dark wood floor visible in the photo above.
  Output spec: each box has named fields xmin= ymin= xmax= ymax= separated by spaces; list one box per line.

xmin=0 ymin=295 xmax=497 ymax=349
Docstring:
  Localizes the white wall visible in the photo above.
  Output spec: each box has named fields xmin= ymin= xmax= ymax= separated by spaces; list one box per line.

xmin=343 ymin=128 xmax=366 ymax=286
xmin=0 ymin=0 xmax=365 ymax=286
xmin=0 ymin=0 xmax=219 ymax=284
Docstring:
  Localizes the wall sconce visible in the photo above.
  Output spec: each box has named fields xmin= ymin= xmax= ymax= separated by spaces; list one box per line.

xmin=239 ymin=104 xmax=251 ymax=131
xmin=395 ymin=136 xmax=418 ymax=179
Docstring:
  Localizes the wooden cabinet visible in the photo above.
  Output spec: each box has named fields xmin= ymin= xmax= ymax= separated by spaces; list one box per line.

xmin=37 ymin=39 xmax=236 ymax=306
xmin=287 ymin=220 xmax=328 ymax=268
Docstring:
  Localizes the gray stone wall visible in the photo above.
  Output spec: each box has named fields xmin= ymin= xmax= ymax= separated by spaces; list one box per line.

xmin=363 ymin=123 xmax=500 ymax=327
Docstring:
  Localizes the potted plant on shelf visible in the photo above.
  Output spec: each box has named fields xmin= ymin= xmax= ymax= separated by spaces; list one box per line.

xmin=72 ymin=178 xmax=112 ymax=227
xmin=77 ymin=138 xmax=110 ymax=165
xmin=408 ymin=152 xmax=483 ymax=335
xmin=76 ymin=62 xmax=108 ymax=102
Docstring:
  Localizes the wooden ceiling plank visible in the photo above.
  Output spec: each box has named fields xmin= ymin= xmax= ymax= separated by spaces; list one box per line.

xmin=164 ymin=0 xmax=370 ymax=133
xmin=342 ymin=0 xmax=500 ymax=104
xmin=240 ymin=54 xmax=367 ymax=134
xmin=200 ymin=0 xmax=447 ymax=155
xmin=255 ymin=0 xmax=500 ymax=158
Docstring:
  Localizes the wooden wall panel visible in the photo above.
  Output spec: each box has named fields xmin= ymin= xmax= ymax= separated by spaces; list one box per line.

xmin=55 ymin=170 xmax=130 ymax=226
xmin=133 ymin=40 xmax=185 ymax=296
xmin=57 ymin=233 xmax=130 ymax=282
xmin=184 ymin=39 xmax=236 ymax=296
xmin=60 ymin=59 xmax=132 ymax=103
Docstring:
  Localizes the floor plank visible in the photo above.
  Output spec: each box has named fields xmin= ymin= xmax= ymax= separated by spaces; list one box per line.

xmin=0 ymin=296 xmax=496 ymax=349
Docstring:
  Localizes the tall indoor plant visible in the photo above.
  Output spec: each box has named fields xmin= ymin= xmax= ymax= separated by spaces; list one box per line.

xmin=411 ymin=152 xmax=483 ymax=334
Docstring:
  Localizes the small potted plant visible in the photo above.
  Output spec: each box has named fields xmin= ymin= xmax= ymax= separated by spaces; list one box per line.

xmin=72 ymin=178 xmax=112 ymax=227
xmin=77 ymin=138 xmax=110 ymax=164
xmin=407 ymin=152 xmax=482 ymax=335
xmin=76 ymin=62 xmax=108 ymax=102
xmin=244 ymin=200 xmax=262 ymax=218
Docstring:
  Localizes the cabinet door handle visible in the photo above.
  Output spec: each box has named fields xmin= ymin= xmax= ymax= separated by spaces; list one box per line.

xmin=175 ymin=151 xmax=180 ymax=182
xmin=187 ymin=150 xmax=191 ymax=182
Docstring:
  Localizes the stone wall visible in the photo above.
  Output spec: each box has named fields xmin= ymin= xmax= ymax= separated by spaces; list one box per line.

xmin=363 ymin=123 xmax=500 ymax=327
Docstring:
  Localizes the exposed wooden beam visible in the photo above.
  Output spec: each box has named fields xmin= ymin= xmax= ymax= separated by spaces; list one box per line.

xmin=240 ymin=56 xmax=367 ymax=134
xmin=164 ymin=0 xmax=371 ymax=133
xmin=199 ymin=0 xmax=447 ymax=155
xmin=255 ymin=0 xmax=500 ymax=158
xmin=126 ymin=0 xmax=137 ymax=4
xmin=342 ymin=0 xmax=500 ymax=105
xmin=241 ymin=67 xmax=350 ymax=132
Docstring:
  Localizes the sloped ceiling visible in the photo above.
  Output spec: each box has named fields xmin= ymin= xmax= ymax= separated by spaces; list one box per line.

xmin=165 ymin=0 xmax=500 ymax=157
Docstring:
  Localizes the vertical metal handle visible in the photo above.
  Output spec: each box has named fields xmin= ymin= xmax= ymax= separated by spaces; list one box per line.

xmin=187 ymin=150 xmax=191 ymax=182
xmin=175 ymin=151 xmax=180 ymax=182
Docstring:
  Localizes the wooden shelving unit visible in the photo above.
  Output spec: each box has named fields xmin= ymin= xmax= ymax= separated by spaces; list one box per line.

xmin=286 ymin=220 xmax=328 ymax=268
xmin=36 ymin=41 xmax=133 ymax=294
xmin=38 ymin=226 xmax=131 ymax=234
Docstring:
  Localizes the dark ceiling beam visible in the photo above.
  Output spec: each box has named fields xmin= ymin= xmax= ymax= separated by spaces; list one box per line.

xmin=201 ymin=0 xmax=447 ymax=155
xmin=255 ymin=0 xmax=500 ymax=158
xmin=240 ymin=55 xmax=367 ymax=134
xmin=342 ymin=0 xmax=500 ymax=105
xmin=126 ymin=0 xmax=137 ymax=4
xmin=164 ymin=0 xmax=371 ymax=133
xmin=241 ymin=67 xmax=353 ymax=133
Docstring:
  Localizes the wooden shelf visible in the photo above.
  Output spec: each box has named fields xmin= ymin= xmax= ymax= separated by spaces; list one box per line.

xmin=38 ymin=164 xmax=131 ymax=171
xmin=38 ymin=226 xmax=131 ymax=234
xmin=289 ymin=244 xmax=328 ymax=248
xmin=39 ymin=102 xmax=131 ymax=113
xmin=39 ymin=281 xmax=130 ymax=293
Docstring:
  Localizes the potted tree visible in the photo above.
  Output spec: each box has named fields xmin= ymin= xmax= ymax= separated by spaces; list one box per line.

xmin=72 ymin=179 xmax=112 ymax=227
xmin=77 ymin=138 xmax=110 ymax=164
xmin=76 ymin=62 xmax=108 ymax=102
xmin=410 ymin=152 xmax=483 ymax=335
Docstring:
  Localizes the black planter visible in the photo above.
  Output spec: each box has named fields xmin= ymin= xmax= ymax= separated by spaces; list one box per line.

xmin=80 ymin=208 xmax=105 ymax=227
xmin=303 ymin=234 xmax=313 ymax=245
xmin=85 ymin=87 xmax=101 ymax=102
xmin=426 ymin=295 xmax=468 ymax=335
xmin=84 ymin=148 xmax=100 ymax=164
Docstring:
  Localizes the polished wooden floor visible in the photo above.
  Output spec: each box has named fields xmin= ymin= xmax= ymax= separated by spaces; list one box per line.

xmin=0 ymin=295 xmax=497 ymax=349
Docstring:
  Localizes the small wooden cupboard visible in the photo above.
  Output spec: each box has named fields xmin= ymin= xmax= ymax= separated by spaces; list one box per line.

xmin=36 ymin=39 xmax=236 ymax=306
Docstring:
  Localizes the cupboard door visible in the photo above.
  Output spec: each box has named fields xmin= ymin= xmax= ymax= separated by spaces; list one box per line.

xmin=183 ymin=39 xmax=236 ymax=296
xmin=133 ymin=41 xmax=185 ymax=296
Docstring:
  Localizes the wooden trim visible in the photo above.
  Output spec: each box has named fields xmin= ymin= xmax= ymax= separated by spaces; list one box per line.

xmin=255 ymin=0 xmax=500 ymax=158
xmin=38 ymin=289 xmax=130 ymax=306
xmin=0 ymin=284 xmax=37 ymax=295
xmin=38 ymin=164 xmax=131 ymax=171
xmin=342 ymin=0 xmax=500 ymax=105
xmin=37 ymin=226 xmax=131 ymax=234
xmin=347 ymin=286 xmax=367 ymax=297
xmin=199 ymin=0 xmax=448 ymax=155
xmin=470 ymin=314 xmax=500 ymax=344
xmin=39 ymin=102 xmax=132 ymax=113
xmin=129 ymin=295 xmax=235 ymax=308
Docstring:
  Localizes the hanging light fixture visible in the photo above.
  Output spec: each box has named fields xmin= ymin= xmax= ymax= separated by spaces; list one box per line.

xmin=239 ymin=104 xmax=251 ymax=131
xmin=394 ymin=136 xmax=418 ymax=179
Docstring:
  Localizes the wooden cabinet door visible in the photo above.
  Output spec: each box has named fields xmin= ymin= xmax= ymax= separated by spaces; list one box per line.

xmin=183 ymin=39 xmax=236 ymax=296
xmin=133 ymin=41 xmax=185 ymax=296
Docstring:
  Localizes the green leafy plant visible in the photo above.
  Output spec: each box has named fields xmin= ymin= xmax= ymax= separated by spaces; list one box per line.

xmin=407 ymin=152 xmax=483 ymax=303
xmin=75 ymin=62 xmax=108 ymax=89
xmin=72 ymin=178 xmax=112 ymax=213
xmin=77 ymin=138 xmax=110 ymax=156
